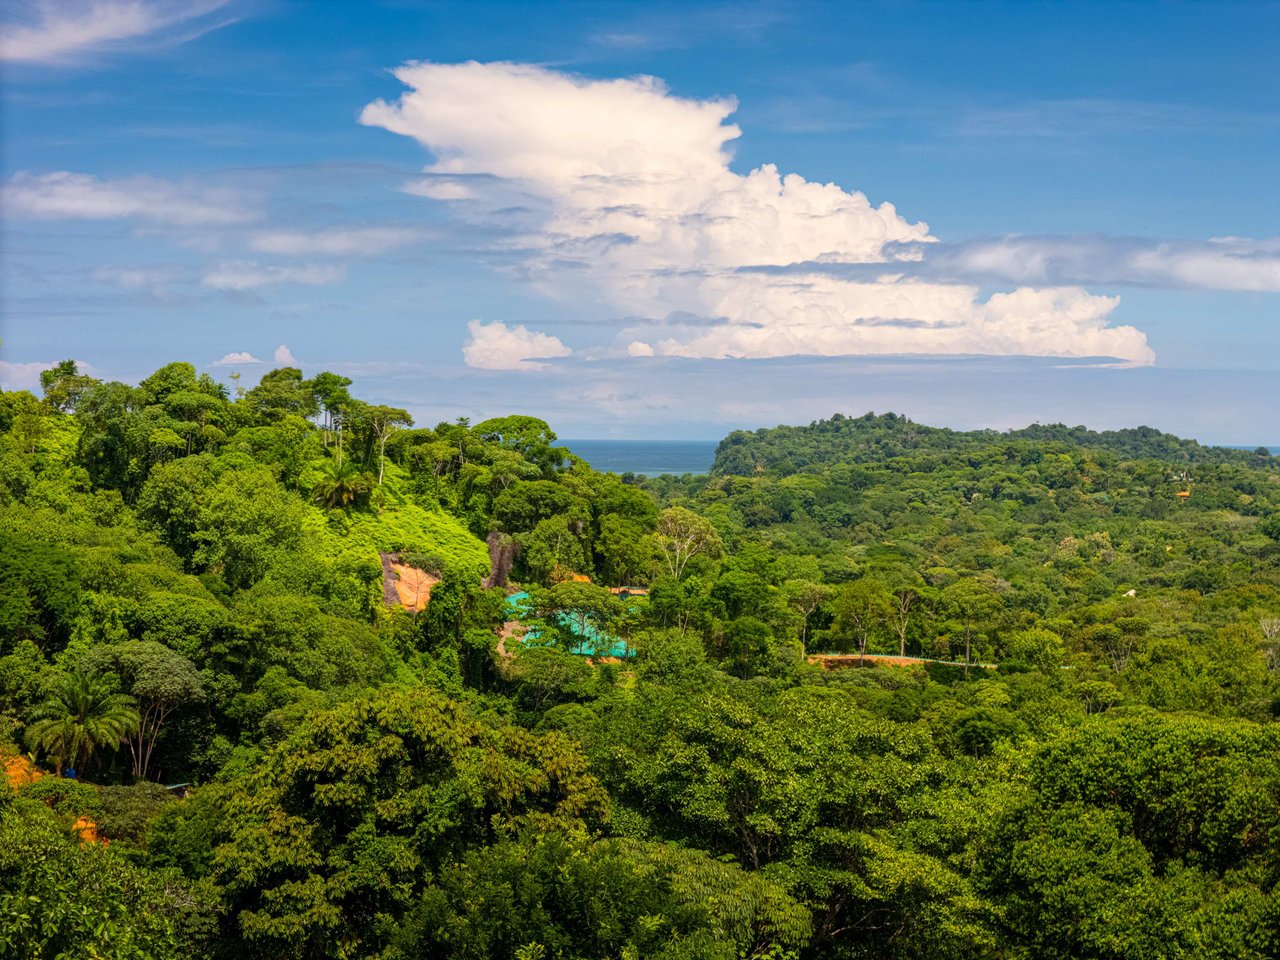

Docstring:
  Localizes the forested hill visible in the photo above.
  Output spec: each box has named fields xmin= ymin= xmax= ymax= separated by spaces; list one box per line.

xmin=4 ymin=360 xmax=1280 ymax=960
xmin=713 ymin=411 xmax=1275 ymax=476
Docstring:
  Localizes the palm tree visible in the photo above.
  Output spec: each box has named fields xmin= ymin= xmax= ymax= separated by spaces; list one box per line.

xmin=25 ymin=671 xmax=139 ymax=776
xmin=311 ymin=459 xmax=373 ymax=510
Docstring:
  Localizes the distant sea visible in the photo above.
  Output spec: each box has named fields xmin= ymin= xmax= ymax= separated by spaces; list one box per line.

xmin=563 ymin=439 xmax=718 ymax=476
xmin=1224 ymin=445 xmax=1280 ymax=455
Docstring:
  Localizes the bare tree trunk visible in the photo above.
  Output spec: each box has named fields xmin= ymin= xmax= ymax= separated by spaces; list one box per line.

xmin=893 ymin=592 xmax=915 ymax=657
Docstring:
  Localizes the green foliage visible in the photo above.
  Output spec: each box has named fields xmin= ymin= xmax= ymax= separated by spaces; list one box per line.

xmin=25 ymin=671 xmax=139 ymax=775
xmin=520 ymin=513 xmax=588 ymax=581
xmin=472 ymin=414 xmax=563 ymax=467
xmin=312 ymin=499 xmax=489 ymax=582
xmin=398 ymin=832 xmax=811 ymax=959
xmin=138 ymin=455 xmax=305 ymax=587
xmin=210 ymin=687 xmax=608 ymax=958
xmin=310 ymin=458 xmax=373 ymax=510
xmin=0 ymin=786 xmax=203 ymax=960
xmin=82 ymin=641 xmax=205 ymax=780
xmin=40 ymin=359 xmax=99 ymax=414
xmin=241 ymin=367 xmax=318 ymax=423
xmin=0 ymin=536 xmax=80 ymax=651
xmin=95 ymin=782 xmax=177 ymax=847
xmin=3 ymin=371 xmax=1280 ymax=959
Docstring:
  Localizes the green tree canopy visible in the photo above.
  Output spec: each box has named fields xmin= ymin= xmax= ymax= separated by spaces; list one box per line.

xmin=82 ymin=640 xmax=205 ymax=781
xmin=25 ymin=670 xmax=139 ymax=775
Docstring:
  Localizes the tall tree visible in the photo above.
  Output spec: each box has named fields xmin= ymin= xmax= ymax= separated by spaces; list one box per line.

xmin=473 ymin=415 xmax=566 ymax=474
xmin=25 ymin=671 xmax=139 ymax=776
xmin=940 ymin=579 xmax=1003 ymax=673
xmin=75 ymin=381 xmax=139 ymax=492
xmin=39 ymin=359 xmax=98 ymax=413
xmin=82 ymin=641 xmax=205 ymax=781
xmin=210 ymin=688 xmax=608 ymax=959
xmin=366 ymin=404 xmax=413 ymax=484
xmin=242 ymin=367 xmax=318 ymax=424
xmin=828 ymin=578 xmax=892 ymax=659
xmin=783 ymin=579 xmax=831 ymax=652
xmin=652 ymin=507 xmax=722 ymax=580
xmin=309 ymin=371 xmax=352 ymax=448
xmin=889 ymin=582 xmax=923 ymax=658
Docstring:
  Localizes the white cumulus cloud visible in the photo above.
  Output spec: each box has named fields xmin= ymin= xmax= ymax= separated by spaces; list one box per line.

xmin=200 ymin=262 xmax=345 ymax=291
xmin=361 ymin=61 xmax=1155 ymax=366
xmin=462 ymin=320 xmax=571 ymax=371
xmin=3 ymin=171 xmax=253 ymax=226
xmin=273 ymin=344 xmax=297 ymax=365
xmin=212 ymin=351 xmax=263 ymax=366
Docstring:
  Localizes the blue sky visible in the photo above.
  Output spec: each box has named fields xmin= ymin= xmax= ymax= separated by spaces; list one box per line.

xmin=2 ymin=0 xmax=1277 ymax=441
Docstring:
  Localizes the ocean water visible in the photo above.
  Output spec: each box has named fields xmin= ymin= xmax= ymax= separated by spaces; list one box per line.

xmin=563 ymin=439 xmax=718 ymax=476
xmin=1224 ymin=445 xmax=1280 ymax=455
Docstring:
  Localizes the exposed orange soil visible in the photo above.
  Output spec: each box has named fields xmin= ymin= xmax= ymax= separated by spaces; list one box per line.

xmin=3 ymin=753 xmax=105 ymax=845
xmin=391 ymin=563 xmax=438 ymax=612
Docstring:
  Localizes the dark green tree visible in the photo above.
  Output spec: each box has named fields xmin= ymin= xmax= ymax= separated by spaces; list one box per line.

xmin=25 ymin=671 xmax=139 ymax=775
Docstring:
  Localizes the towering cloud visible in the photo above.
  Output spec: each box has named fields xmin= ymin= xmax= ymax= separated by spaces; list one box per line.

xmin=361 ymin=61 xmax=1155 ymax=365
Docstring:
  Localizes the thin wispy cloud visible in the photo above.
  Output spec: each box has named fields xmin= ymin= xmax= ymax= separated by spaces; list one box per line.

xmin=587 ymin=2 xmax=790 ymax=52
xmin=92 ymin=266 xmax=174 ymax=290
xmin=755 ymin=236 xmax=1280 ymax=294
xmin=88 ymin=264 xmax=192 ymax=303
xmin=950 ymin=98 xmax=1276 ymax=140
xmin=362 ymin=61 xmax=1155 ymax=365
xmin=201 ymin=262 xmax=346 ymax=292
xmin=0 ymin=0 xmax=235 ymax=65
xmin=403 ymin=179 xmax=475 ymax=201
xmin=250 ymin=227 xmax=426 ymax=257
xmin=3 ymin=171 xmax=255 ymax=226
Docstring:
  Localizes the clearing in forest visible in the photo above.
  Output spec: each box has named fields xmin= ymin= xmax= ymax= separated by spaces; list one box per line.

xmin=379 ymin=553 xmax=438 ymax=612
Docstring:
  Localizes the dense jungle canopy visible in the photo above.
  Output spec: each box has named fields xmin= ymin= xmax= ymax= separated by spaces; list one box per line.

xmin=2 ymin=361 xmax=1280 ymax=959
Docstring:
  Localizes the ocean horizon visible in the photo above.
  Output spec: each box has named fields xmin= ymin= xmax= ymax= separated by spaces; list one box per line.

xmin=562 ymin=439 xmax=719 ymax=476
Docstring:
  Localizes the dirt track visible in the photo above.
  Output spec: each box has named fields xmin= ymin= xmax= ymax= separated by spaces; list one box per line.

xmin=808 ymin=653 xmax=995 ymax=670
xmin=496 ymin=620 xmax=523 ymax=658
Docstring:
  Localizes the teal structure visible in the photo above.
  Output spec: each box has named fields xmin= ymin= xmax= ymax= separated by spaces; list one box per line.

xmin=505 ymin=591 xmax=632 ymax=658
